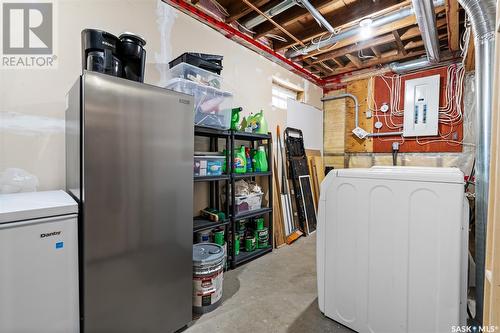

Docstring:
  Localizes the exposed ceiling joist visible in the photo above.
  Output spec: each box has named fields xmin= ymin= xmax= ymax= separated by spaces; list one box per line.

xmin=345 ymin=53 xmax=362 ymax=68
xmin=242 ymin=0 xmax=305 ymax=45
xmin=300 ymin=6 xmax=445 ymax=60
xmin=445 ymin=0 xmax=460 ymax=51
xmin=253 ymin=0 xmax=337 ymax=39
xmin=225 ymin=0 xmax=270 ymax=23
xmin=392 ymin=30 xmax=407 ymax=55
xmin=274 ymin=0 xmax=404 ymax=51
xmin=311 ymin=33 xmax=395 ymax=64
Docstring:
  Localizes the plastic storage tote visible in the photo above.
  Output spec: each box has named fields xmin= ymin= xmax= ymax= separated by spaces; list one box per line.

xmin=165 ymin=78 xmax=232 ymax=130
xmin=169 ymin=63 xmax=222 ymax=89
xmin=234 ymin=193 xmax=263 ymax=214
xmin=194 ymin=154 xmax=225 ymax=177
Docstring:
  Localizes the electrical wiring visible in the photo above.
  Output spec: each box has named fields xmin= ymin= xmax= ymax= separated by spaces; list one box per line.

xmin=366 ymin=13 xmax=472 ymax=148
xmin=237 ymin=21 xmax=256 ymax=35
xmin=208 ymin=0 xmax=229 ymax=17
xmin=265 ymin=33 xmax=287 ymax=42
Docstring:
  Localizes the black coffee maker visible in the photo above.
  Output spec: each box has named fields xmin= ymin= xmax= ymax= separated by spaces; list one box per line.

xmin=119 ymin=32 xmax=146 ymax=82
xmin=81 ymin=29 xmax=146 ymax=82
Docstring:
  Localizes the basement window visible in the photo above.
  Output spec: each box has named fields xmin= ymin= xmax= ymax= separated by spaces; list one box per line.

xmin=272 ymin=79 xmax=304 ymax=110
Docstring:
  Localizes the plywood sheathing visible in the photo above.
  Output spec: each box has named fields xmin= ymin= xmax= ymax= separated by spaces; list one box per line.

xmin=323 ymin=89 xmax=347 ymax=155
xmin=345 ymin=78 xmax=374 ymax=153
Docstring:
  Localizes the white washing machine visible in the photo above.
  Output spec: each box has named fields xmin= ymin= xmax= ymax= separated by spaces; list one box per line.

xmin=0 ymin=190 xmax=79 ymax=333
xmin=317 ymin=166 xmax=468 ymax=333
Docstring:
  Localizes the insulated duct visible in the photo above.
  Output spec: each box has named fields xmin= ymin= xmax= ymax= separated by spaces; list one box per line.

xmin=411 ymin=0 xmax=441 ymax=63
xmin=457 ymin=0 xmax=496 ymax=324
xmin=286 ymin=0 xmax=445 ymax=58
xmin=296 ymin=0 xmax=336 ymax=34
xmin=243 ymin=0 xmax=297 ymax=29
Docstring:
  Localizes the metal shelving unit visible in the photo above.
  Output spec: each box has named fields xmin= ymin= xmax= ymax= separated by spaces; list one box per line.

xmin=229 ymin=130 xmax=273 ymax=269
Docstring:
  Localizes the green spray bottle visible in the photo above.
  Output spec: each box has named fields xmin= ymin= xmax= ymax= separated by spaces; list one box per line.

xmin=230 ymin=107 xmax=242 ymax=130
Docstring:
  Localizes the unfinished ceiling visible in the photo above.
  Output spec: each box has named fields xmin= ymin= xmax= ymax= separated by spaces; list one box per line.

xmin=165 ymin=0 xmax=465 ymax=83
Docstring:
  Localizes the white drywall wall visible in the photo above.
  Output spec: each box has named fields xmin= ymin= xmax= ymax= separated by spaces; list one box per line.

xmin=286 ymin=99 xmax=323 ymax=152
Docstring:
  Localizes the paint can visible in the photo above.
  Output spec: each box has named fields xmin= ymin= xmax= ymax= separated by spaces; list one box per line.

xmin=213 ymin=228 xmax=225 ymax=246
xmin=255 ymin=217 xmax=264 ymax=230
xmin=193 ymin=243 xmax=225 ymax=314
xmin=257 ymin=227 xmax=269 ymax=248
xmin=196 ymin=229 xmax=211 ymax=243
xmin=245 ymin=235 xmax=256 ymax=252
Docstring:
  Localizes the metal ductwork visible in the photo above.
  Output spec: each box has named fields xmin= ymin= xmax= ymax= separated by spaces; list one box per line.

xmin=296 ymin=0 xmax=336 ymax=34
xmin=286 ymin=0 xmax=445 ymax=58
xmin=389 ymin=58 xmax=431 ymax=74
xmin=457 ymin=0 xmax=496 ymax=324
xmin=411 ymin=0 xmax=440 ymax=63
xmin=243 ymin=0 xmax=297 ymax=29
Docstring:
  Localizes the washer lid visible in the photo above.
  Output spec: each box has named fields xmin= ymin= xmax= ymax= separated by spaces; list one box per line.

xmin=0 ymin=190 xmax=77 ymax=224
xmin=336 ymin=166 xmax=464 ymax=184
xmin=193 ymin=243 xmax=224 ymax=266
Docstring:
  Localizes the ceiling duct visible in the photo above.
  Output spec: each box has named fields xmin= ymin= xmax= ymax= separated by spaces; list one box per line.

xmin=296 ymin=0 xmax=336 ymax=34
xmin=411 ymin=0 xmax=440 ymax=63
xmin=457 ymin=0 xmax=496 ymax=324
xmin=243 ymin=0 xmax=298 ymax=30
xmin=286 ymin=0 xmax=445 ymax=58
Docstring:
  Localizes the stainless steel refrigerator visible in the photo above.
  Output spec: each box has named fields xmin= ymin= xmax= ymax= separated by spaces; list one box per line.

xmin=66 ymin=71 xmax=194 ymax=333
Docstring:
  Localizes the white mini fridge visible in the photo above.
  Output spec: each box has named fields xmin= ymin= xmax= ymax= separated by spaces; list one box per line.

xmin=0 ymin=190 xmax=79 ymax=333
xmin=317 ymin=166 xmax=468 ymax=333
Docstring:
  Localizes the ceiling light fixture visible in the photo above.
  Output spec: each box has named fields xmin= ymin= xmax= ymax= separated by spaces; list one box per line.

xmin=359 ymin=18 xmax=373 ymax=40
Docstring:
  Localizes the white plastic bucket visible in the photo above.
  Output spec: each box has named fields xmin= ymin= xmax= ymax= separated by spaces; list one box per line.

xmin=192 ymin=243 xmax=225 ymax=314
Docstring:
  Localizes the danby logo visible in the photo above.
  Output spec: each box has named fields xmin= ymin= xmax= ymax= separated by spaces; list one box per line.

xmin=179 ymin=98 xmax=190 ymax=105
xmin=40 ymin=231 xmax=61 ymax=238
xmin=1 ymin=1 xmax=57 ymax=68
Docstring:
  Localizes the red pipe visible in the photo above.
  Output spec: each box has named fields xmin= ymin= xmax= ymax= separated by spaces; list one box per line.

xmin=162 ymin=0 xmax=326 ymax=86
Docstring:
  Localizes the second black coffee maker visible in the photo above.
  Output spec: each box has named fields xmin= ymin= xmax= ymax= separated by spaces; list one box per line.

xmin=82 ymin=29 xmax=146 ymax=82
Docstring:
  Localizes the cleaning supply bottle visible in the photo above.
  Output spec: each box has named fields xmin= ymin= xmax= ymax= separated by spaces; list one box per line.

xmin=253 ymin=146 xmax=268 ymax=172
xmin=245 ymin=147 xmax=253 ymax=173
xmin=254 ymin=110 xmax=268 ymax=134
xmin=233 ymin=145 xmax=246 ymax=173
xmin=230 ymin=107 xmax=242 ymax=130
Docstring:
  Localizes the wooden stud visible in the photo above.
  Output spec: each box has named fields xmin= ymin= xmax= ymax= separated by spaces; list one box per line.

xmin=225 ymin=0 xmax=269 ymax=23
xmin=445 ymin=0 xmax=460 ymax=52
xmin=242 ymin=0 xmax=305 ymax=46
xmin=331 ymin=57 xmax=345 ymax=68
xmin=329 ymin=50 xmax=427 ymax=76
xmin=254 ymin=0 xmax=343 ymax=39
xmin=392 ymin=30 xmax=407 ymax=55
xmin=345 ymin=53 xmax=362 ymax=68
xmin=465 ymin=31 xmax=475 ymax=72
xmin=310 ymin=33 xmax=395 ymax=64
xmin=371 ymin=46 xmax=382 ymax=58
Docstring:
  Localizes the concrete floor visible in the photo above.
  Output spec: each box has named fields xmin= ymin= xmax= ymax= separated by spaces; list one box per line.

xmin=186 ymin=234 xmax=354 ymax=333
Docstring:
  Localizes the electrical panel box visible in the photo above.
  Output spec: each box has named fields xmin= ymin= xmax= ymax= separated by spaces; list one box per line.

xmin=403 ymin=75 xmax=440 ymax=137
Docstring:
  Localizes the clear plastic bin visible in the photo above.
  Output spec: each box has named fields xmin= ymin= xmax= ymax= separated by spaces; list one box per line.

xmin=194 ymin=154 xmax=225 ymax=176
xmin=165 ymin=78 xmax=232 ymax=130
xmin=234 ymin=193 xmax=263 ymax=214
xmin=169 ymin=62 xmax=222 ymax=89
